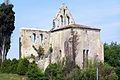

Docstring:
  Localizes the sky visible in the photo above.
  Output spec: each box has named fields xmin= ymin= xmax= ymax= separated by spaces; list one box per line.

xmin=0 ymin=0 xmax=120 ymax=59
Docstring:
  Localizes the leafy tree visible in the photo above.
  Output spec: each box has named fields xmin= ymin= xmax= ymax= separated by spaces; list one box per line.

xmin=48 ymin=45 xmax=53 ymax=63
xmin=17 ymin=58 xmax=29 ymax=75
xmin=32 ymin=45 xmax=44 ymax=59
xmin=104 ymin=42 xmax=120 ymax=80
xmin=71 ymin=29 xmax=79 ymax=66
xmin=0 ymin=2 xmax=15 ymax=61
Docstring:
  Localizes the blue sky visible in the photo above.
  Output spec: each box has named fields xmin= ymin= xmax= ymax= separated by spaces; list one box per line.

xmin=0 ymin=0 xmax=120 ymax=59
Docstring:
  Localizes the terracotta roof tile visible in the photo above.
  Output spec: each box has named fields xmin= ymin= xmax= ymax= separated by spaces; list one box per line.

xmin=50 ymin=24 xmax=101 ymax=32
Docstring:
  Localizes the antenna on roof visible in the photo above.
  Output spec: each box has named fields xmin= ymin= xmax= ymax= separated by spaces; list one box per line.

xmin=4 ymin=0 xmax=9 ymax=5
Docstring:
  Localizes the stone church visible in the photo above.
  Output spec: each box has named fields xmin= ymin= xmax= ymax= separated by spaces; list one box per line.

xmin=19 ymin=4 xmax=104 ymax=70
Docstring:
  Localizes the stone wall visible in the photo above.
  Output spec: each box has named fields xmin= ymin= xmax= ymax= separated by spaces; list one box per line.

xmin=74 ymin=28 xmax=104 ymax=68
xmin=19 ymin=28 xmax=50 ymax=58
xmin=49 ymin=28 xmax=103 ymax=68
xmin=20 ymin=27 xmax=103 ymax=69
xmin=19 ymin=4 xmax=104 ymax=70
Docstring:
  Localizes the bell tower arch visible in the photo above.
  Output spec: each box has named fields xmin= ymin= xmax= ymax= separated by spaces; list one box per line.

xmin=52 ymin=3 xmax=75 ymax=30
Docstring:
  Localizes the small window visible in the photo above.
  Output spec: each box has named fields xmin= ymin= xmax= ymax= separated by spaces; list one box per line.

xmin=53 ymin=21 xmax=55 ymax=28
xmin=64 ymin=9 xmax=65 ymax=15
xmin=83 ymin=49 xmax=85 ymax=68
xmin=40 ymin=34 xmax=43 ymax=43
xmin=67 ymin=16 xmax=70 ymax=25
xmin=59 ymin=50 xmax=62 ymax=54
xmin=60 ymin=15 xmax=63 ymax=26
xmin=86 ymin=50 xmax=89 ymax=68
xmin=85 ymin=30 xmax=87 ymax=34
xmin=32 ymin=33 xmax=36 ymax=43
xmin=59 ymin=50 xmax=62 ymax=57
xmin=83 ymin=49 xmax=89 ymax=69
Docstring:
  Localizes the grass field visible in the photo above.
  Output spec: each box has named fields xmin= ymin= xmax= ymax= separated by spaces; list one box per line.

xmin=0 ymin=73 xmax=27 ymax=80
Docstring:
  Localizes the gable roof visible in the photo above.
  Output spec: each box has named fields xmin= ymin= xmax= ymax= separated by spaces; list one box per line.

xmin=50 ymin=24 xmax=101 ymax=32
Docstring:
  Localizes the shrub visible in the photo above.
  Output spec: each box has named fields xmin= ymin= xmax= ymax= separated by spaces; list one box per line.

xmin=17 ymin=58 xmax=29 ymax=75
xmin=10 ymin=58 xmax=18 ymax=74
xmin=115 ymin=67 xmax=120 ymax=80
xmin=64 ymin=66 xmax=81 ymax=80
xmin=99 ymin=63 xmax=118 ymax=80
xmin=26 ymin=63 xmax=45 ymax=80
xmin=1 ymin=59 xmax=12 ymax=73
xmin=45 ymin=63 xmax=64 ymax=80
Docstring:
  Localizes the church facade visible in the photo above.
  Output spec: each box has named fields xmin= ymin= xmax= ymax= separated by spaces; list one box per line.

xmin=19 ymin=4 xmax=104 ymax=69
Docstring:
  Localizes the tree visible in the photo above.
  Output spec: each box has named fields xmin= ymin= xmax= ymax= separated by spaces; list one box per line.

xmin=32 ymin=45 xmax=44 ymax=59
xmin=104 ymin=42 xmax=120 ymax=80
xmin=64 ymin=29 xmax=79 ymax=74
xmin=71 ymin=29 xmax=79 ymax=66
xmin=0 ymin=2 xmax=15 ymax=62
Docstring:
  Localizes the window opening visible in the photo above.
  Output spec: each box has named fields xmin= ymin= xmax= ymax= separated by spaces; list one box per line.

xmin=83 ymin=49 xmax=85 ymax=69
xmin=64 ymin=9 xmax=65 ymax=15
xmin=67 ymin=16 xmax=70 ymax=25
xmin=40 ymin=34 xmax=43 ymax=43
xmin=60 ymin=15 xmax=63 ymax=26
xmin=86 ymin=50 xmax=89 ymax=68
xmin=32 ymin=33 xmax=36 ymax=43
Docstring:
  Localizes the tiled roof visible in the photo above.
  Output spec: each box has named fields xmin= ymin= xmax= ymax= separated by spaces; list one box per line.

xmin=50 ymin=24 xmax=101 ymax=32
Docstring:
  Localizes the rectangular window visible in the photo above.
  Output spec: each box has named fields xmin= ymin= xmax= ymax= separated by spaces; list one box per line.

xmin=83 ymin=49 xmax=89 ymax=69
xmin=83 ymin=49 xmax=85 ymax=69
xmin=86 ymin=50 xmax=89 ymax=68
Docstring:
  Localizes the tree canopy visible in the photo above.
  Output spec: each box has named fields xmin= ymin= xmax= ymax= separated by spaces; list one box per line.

xmin=0 ymin=2 xmax=15 ymax=61
xmin=104 ymin=42 xmax=120 ymax=80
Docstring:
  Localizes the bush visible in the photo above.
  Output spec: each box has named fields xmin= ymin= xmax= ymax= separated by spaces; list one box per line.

xmin=115 ymin=67 xmax=120 ymax=80
xmin=26 ymin=63 xmax=45 ymax=80
xmin=64 ymin=66 xmax=81 ymax=80
xmin=81 ymin=68 xmax=96 ymax=80
xmin=45 ymin=63 xmax=64 ymax=80
xmin=99 ymin=63 xmax=118 ymax=80
xmin=1 ymin=59 xmax=12 ymax=73
xmin=17 ymin=58 xmax=29 ymax=75
xmin=10 ymin=58 xmax=18 ymax=74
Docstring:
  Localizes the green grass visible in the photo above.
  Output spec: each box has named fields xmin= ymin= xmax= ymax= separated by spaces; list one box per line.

xmin=0 ymin=73 xmax=27 ymax=80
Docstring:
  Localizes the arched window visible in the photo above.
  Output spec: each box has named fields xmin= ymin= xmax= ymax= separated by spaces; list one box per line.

xmin=67 ymin=16 xmax=70 ymax=25
xmin=32 ymin=33 xmax=36 ymax=43
xmin=64 ymin=9 xmax=65 ymax=15
xmin=53 ymin=21 xmax=55 ymax=28
xmin=40 ymin=34 xmax=43 ymax=43
xmin=83 ymin=49 xmax=89 ymax=68
xmin=86 ymin=50 xmax=89 ymax=68
xmin=60 ymin=15 xmax=63 ymax=26
xmin=83 ymin=49 xmax=85 ymax=68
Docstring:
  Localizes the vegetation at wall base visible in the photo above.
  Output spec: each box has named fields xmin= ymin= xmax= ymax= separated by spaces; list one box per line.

xmin=17 ymin=58 xmax=29 ymax=75
xmin=26 ymin=63 xmax=45 ymax=80
xmin=0 ymin=42 xmax=119 ymax=80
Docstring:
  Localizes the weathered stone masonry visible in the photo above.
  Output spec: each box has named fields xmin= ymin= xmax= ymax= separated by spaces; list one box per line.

xmin=19 ymin=3 xmax=104 ymax=69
